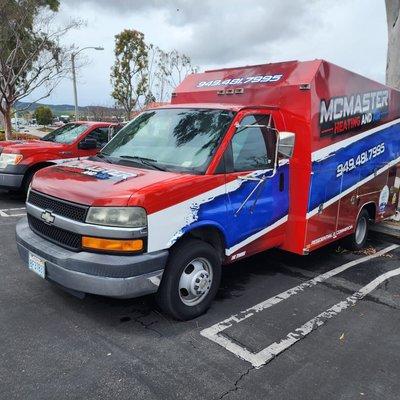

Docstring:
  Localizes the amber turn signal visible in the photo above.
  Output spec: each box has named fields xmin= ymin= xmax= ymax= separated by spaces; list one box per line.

xmin=82 ymin=236 xmax=143 ymax=252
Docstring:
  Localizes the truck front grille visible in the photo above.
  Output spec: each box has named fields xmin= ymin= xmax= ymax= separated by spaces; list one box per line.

xmin=28 ymin=214 xmax=81 ymax=251
xmin=28 ymin=190 xmax=89 ymax=223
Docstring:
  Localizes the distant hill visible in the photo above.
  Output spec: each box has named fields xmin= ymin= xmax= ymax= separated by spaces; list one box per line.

xmin=15 ymin=101 xmax=115 ymax=117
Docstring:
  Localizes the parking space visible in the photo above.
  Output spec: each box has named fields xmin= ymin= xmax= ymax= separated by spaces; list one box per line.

xmin=1 ymin=190 xmax=400 ymax=400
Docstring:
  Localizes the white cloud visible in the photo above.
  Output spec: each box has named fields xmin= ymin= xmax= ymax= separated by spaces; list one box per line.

xmin=30 ymin=0 xmax=388 ymax=106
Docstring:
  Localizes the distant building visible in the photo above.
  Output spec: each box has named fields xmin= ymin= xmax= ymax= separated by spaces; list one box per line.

xmin=59 ymin=115 xmax=70 ymax=123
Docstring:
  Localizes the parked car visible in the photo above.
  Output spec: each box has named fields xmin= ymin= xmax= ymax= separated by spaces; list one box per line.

xmin=0 ymin=121 xmax=117 ymax=192
xmin=16 ymin=60 xmax=400 ymax=320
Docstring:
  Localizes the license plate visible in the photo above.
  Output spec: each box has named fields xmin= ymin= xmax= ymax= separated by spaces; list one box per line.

xmin=28 ymin=252 xmax=46 ymax=279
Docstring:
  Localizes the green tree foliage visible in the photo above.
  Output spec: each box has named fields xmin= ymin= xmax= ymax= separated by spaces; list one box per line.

xmin=111 ymin=29 xmax=148 ymax=120
xmin=0 ymin=0 xmax=78 ymax=139
xmin=34 ymin=106 xmax=53 ymax=126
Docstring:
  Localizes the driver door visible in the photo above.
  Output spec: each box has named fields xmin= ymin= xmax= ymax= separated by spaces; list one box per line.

xmin=224 ymin=112 xmax=289 ymax=252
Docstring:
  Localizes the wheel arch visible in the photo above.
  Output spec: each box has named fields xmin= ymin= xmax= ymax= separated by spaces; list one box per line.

xmin=22 ymin=162 xmax=55 ymax=189
xmin=358 ymin=201 xmax=377 ymax=223
xmin=171 ymin=221 xmax=227 ymax=262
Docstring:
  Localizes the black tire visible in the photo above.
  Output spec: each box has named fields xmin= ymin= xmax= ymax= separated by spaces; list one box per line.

xmin=21 ymin=168 xmax=37 ymax=195
xmin=156 ymin=238 xmax=221 ymax=320
xmin=343 ymin=209 xmax=370 ymax=251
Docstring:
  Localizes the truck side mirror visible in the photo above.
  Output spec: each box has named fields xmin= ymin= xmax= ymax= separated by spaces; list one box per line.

xmin=278 ymin=131 xmax=295 ymax=158
xmin=78 ymin=138 xmax=98 ymax=150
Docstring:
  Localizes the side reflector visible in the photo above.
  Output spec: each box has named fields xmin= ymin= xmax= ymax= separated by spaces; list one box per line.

xmin=82 ymin=236 xmax=143 ymax=252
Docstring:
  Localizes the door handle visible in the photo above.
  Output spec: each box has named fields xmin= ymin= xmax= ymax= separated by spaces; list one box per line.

xmin=279 ymin=172 xmax=284 ymax=192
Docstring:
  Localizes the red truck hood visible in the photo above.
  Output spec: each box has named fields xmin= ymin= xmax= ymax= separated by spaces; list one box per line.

xmin=0 ymin=140 xmax=63 ymax=154
xmin=31 ymin=159 xmax=187 ymax=207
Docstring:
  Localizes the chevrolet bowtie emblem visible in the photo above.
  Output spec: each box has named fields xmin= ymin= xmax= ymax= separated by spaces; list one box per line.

xmin=41 ymin=210 xmax=55 ymax=224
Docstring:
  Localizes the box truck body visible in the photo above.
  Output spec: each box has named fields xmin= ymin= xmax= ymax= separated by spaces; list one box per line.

xmin=15 ymin=60 xmax=400 ymax=319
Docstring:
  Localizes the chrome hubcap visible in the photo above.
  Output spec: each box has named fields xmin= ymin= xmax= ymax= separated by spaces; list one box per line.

xmin=355 ymin=216 xmax=367 ymax=244
xmin=179 ymin=258 xmax=213 ymax=306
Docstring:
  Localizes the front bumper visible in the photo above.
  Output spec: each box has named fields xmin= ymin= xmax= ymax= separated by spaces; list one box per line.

xmin=0 ymin=172 xmax=24 ymax=189
xmin=16 ymin=218 xmax=168 ymax=298
xmin=0 ymin=165 xmax=28 ymax=189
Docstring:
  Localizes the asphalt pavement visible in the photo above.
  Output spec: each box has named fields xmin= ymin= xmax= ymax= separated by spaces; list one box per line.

xmin=1 ymin=189 xmax=400 ymax=400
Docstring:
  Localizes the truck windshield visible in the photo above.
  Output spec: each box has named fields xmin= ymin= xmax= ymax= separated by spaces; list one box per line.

xmin=101 ymin=108 xmax=235 ymax=173
xmin=41 ymin=123 xmax=88 ymax=144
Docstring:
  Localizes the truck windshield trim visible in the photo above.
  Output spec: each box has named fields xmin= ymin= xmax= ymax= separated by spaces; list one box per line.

xmin=101 ymin=108 xmax=236 ymax=174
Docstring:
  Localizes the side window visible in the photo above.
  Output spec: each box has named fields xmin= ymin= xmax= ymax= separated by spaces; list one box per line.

xmin=231 ymin=115 xmax=275 ymax=172
xmin=85 ymin=127 xmax=110 ymax=148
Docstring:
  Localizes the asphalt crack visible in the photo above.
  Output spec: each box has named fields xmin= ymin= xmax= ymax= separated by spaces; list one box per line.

xmin=217 ymin=366 xmax=255 ymax=400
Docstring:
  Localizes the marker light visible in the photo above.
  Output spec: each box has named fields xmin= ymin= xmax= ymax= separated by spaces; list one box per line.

xmin=82 ymin=236 xmax=144 ymax=252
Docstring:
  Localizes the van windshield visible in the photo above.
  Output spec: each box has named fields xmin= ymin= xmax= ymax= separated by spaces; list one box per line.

xmin=101 ymin=108 xmax=235 ymax=173
xmin=41 ymin=123 xmax=88 ymax=144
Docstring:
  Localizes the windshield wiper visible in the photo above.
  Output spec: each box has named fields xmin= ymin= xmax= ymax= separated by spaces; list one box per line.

xmin=118 ymin=155 xmax=167 ymax=171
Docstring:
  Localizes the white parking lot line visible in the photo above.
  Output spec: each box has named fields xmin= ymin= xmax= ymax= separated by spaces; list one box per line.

xmin=201 ymin=244 xmax=399 ymax=368
xmin=250 ymin=267 xmax=400 ymax=367
xmin=0 ymin=207 xmax=26 ymax=217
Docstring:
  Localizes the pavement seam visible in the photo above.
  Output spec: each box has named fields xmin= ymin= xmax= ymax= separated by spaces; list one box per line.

xmin=217 ymin=366 xmax=255 ymax=400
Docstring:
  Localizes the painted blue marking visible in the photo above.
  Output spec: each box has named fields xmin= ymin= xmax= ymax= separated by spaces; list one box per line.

xmin=182 ymin=164 xmax=289 ymax=248
xmin=309 ymin=123 xmax=400 ymax=212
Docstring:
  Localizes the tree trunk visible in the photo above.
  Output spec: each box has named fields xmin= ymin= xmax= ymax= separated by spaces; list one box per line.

xmin=386 ymin=0 xmax=400 ymax=88
xmin=386 ymin=0 xmax=400 ymax=220
xmin=3 ymin=106 xmax=13 ymax=141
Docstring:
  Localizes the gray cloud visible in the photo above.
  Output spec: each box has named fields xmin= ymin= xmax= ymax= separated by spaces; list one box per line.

xmin=172 ymin=0 xmax=317 ymax=64
xmin=32 ymin=0 xmax=387 ymax=106
xmin=63 ymin=0 xmax=317 ymax=65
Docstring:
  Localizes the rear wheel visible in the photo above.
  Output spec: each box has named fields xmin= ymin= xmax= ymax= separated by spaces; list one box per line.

xmin=343 ymin=209 xmax=370 ymax=250
xmin=156 ymin=239 xmax=221 ymax=320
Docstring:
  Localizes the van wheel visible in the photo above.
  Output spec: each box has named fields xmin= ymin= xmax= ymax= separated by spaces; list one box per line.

xmin=156 ymin=239 xmax=221 ymax=320
xmin=343 ymin=209 xmax=370 ymax=251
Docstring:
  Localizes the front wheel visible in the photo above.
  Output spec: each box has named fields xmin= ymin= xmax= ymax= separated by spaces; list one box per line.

xmin=156 ymin=239 xmax=221 ymax=320
xmin=343 ymin=209 xmax=370 ymax=251
xmin=21 ymin=168 xmax=38 ymax=194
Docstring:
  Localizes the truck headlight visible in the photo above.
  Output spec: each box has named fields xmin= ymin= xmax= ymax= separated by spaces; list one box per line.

xmin=86 ymin=207 xmax=147 ymax=228
xmin=0 ymin=153 xmax=23 ymax=168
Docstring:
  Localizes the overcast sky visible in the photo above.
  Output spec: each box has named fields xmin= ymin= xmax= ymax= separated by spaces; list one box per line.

xmin=32 ymin=0 xmax=388 ymax=106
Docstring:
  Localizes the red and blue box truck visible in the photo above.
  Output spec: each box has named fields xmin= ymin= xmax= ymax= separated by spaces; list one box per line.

xmin=16 ymin=60 xmax=400 ymax=319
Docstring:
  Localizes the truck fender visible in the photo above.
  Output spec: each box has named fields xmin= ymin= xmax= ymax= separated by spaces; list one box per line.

xmin=169 ymin=220 xmax=228 ymax=258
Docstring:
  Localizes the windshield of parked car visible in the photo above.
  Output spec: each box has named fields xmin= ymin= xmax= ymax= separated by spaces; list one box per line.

xmin=41 ymin=123 xmax=88 ymax=144
xmin=100 ymin=108 xmax=235 ymax=173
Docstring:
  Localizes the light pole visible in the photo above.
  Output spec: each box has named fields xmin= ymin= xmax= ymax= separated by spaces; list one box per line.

xmin=71 ymin=46 xmax=104 ymax=121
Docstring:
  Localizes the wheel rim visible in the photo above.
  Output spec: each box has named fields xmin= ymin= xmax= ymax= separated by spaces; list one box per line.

xmin=178 ymin=257 xmax=213 ymax=306
xmin=355 ymin=216 xmax=367 ymax=245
